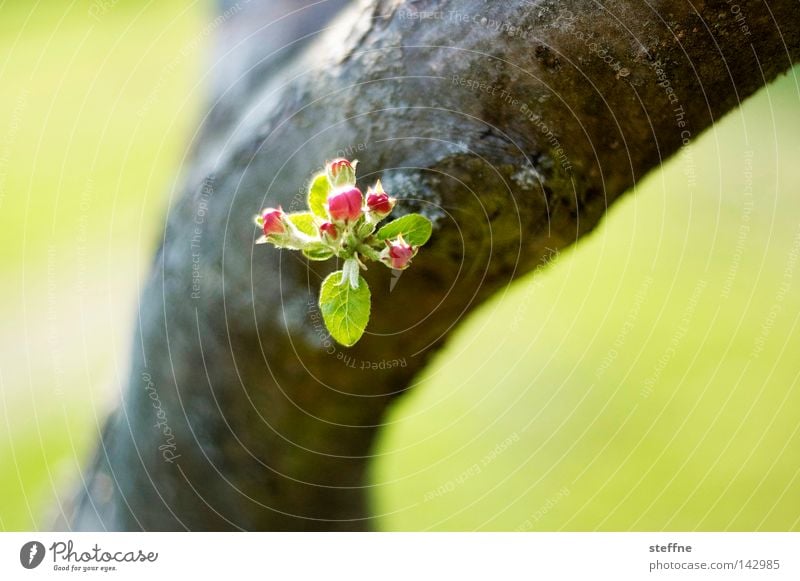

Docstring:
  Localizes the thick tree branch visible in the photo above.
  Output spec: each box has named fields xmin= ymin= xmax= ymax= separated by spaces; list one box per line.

xmin=67 ymin=0 xmax=799 ymax=530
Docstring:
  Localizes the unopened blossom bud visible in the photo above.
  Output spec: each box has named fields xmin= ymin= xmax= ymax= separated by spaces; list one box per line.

xmin=319 ymin=221 xmax=339 ymax=242
xmin=261 ymin=207 xmax=287 ymax=236
xmin=326 ymin=158 xmax=357 ymax=188
xmin=327 ymin=187 xmax=363 ymax=223
xmin=366 ymin=180 xmax=395 ymax=218
xmin=381 ymin=236 xmax=415 ymax=270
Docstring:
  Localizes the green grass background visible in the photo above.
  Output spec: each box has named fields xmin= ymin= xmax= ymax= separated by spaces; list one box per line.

xmin=1 ymin=1 xmax=798 ymax=531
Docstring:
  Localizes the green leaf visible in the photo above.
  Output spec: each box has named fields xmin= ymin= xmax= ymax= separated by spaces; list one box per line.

xmin=302 ymin=242 xmax=335 ymax=261
xmin=319 ymin=271 xmax=371 ymax=347
xmin=308 ymin=173 xmax=331 ymax=219
xmin=288 ymin=212 xmax=317 ymax=236
xmin=376 ymin=213 xmax=432 ymax=246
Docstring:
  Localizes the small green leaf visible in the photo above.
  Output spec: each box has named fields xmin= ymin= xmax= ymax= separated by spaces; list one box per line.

xmin=308 ymin=173 xmax=331 ymax=219
xmin=302 ymin=242 xmax=335 ymax=261
xmin=376 ymin=213 xmax=432 ymax=246
xmin=288 ymin=212 xmax=317 ymax=236
xmin=319 ymin=271 xmax=371 ymax=347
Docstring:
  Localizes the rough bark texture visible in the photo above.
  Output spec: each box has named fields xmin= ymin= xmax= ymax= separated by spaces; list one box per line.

xmin=66 ymin=0 xmax=799 ymax=530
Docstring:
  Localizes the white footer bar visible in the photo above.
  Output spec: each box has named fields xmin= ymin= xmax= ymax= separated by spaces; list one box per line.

xmin=1 ymin=532 xmax=797 ymax=580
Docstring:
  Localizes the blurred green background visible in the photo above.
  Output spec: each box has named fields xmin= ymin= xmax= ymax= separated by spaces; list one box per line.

xmin=1 ymin=1 xmax=798 ymax=531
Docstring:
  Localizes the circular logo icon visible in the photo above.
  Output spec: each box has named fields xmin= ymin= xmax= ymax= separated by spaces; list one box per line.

xmin=19 ymin=541 xmax=45 ymax=569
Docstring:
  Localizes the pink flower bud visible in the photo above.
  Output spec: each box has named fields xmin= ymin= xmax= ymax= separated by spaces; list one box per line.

xmin=367 ymin=191 xmax=393 ymax=215
xmin=261 ymin=207 xmax=286 ymax=236
xmin=381 ymin=237 xmax=415 ymax=270
xmin=326 ymin=158 xmax=357 ymax=187
xmin=327 ymin=187 xmax=363 ymax=222
xmin=365 ymin=179 xmax=395 ymax=219
xmin=319 ymin=221 xmax=339 ymax=241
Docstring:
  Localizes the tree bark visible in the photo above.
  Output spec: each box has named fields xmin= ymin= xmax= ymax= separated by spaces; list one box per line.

xmin=66 ymin=0 xmax=800 ymax=530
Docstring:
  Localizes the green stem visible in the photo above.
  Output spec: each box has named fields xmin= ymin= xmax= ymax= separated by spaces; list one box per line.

xmin=357 ymin=244 xmax=382 ymax=262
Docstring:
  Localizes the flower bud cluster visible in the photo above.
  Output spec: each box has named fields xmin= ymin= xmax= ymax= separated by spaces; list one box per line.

xmin=253 ymin=157 xmax=433 ymax=346
xmin=255 ymin=158 xmax=421 ymax=287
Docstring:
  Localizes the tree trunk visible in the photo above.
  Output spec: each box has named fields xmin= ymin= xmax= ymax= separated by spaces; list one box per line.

xmin=66 ymin=0 xmax=800 ymax=530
